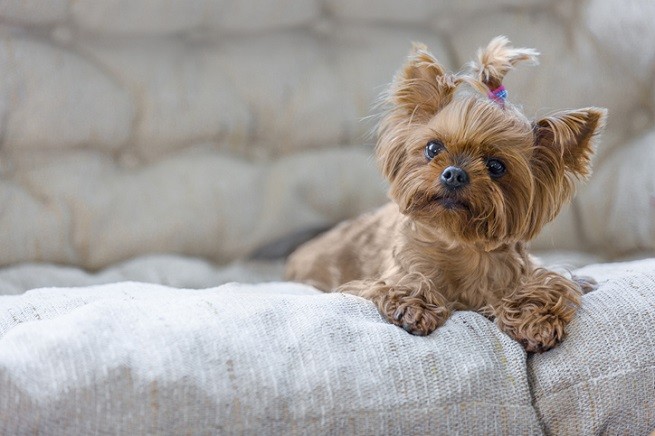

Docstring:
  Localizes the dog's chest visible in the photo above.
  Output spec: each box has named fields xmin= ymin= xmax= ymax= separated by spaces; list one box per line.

xmin=424 ymin=248 xmax=526 ymax=310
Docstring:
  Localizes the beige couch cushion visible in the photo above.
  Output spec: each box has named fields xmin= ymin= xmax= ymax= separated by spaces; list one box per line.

xmin=0 ymin=281 xmax=541 ymax=434
xmin=529 ymin=259 xmax=655 ymax=434
xmin=2 ymin=259 xmax=655 ymax=433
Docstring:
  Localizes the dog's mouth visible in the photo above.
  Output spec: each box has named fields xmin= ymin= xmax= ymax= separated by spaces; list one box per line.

xmin=406 ymin=192 xmax=473 ymax=216
xmin=431 ymin=195 xmax=471 ymax=212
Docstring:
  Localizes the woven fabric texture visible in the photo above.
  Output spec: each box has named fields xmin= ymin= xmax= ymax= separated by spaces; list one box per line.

xmin=2 ymin=260 xmax=654 ymax=434
xmin=0 ymin=282 xmax=540 ymax=435
xmin=529 ymin=259 xmax=655 ymax=435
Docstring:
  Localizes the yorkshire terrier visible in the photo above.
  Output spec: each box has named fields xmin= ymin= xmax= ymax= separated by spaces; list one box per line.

xmin=285 ymin=36 xmax=606 ymax=352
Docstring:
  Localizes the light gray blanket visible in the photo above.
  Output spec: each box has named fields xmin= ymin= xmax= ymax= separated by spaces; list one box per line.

xmin=1 ymin=259 xmax=654 ymax=434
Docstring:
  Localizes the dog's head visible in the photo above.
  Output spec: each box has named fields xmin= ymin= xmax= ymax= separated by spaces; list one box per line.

xmin=377 ymin=36 xmax=607 ymax=247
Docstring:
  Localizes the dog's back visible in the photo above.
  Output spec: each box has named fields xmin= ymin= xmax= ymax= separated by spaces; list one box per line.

xmin=284 ymin=203 xmax=399 ymax=291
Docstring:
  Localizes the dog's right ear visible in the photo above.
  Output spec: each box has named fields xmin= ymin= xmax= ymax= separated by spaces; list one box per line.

xmin=389 ymin=43 xmax=460 ymax=122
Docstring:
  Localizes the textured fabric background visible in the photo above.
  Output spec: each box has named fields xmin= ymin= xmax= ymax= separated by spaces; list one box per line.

xmin=0 ymin=254 xmax=287 ymax=295
xmin=529 ymin=259 xmax=655 ymax=435
xmin=0 ymin=0 xmax=654 ymax=272
xmin=2 ymin=260 xmax=655 ymax=434
xmin=0 ymin=281 xmax=541 ymax=435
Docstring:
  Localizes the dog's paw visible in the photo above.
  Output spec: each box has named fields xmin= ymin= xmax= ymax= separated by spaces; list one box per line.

xmin=572 ymin=274 xmax=598 ymax=294
xmin=384 ymin=297 xmax=449 ymax=336
xmin=500 ymin=314 xmax=567 ymax=353
xmin=495 ymin=302 xmax=574 ymax=353
xmin=495 ymin=270 xmax=581 ymax=353
xmin=340 ymin=278 xmax=451 ymax=336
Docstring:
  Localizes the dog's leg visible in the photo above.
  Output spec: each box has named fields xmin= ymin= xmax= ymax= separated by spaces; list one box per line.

xmin=493 ymin=269 xmax=582 ymax=353
xmin=338 ymin=274 xmax=450 ymax=336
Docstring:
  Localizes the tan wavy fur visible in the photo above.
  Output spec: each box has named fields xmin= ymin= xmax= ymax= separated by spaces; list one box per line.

xmin=285 ymin=36 xmax=607 ymax=352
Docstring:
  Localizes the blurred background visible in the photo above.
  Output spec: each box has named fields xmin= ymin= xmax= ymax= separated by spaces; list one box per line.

xmin=0 ymin=0 xmax=653 ymax=293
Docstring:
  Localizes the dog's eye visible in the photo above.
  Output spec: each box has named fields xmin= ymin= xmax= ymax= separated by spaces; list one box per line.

xmin=424 ymin=140 xmax=444 ymax=161
xmin=486 ymin=159 xmax=506 ymax=178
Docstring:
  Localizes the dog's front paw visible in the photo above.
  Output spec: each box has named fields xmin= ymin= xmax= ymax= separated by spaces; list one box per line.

xmin=496 ymin=310 xmax=568 ymax=353
xmin=384 ymin=296 xmax=450 ymax=336
xmin=337 ymin=278 xmax=451 ymax=336
xmin=495 ymin=270 xmax=581 ymax=353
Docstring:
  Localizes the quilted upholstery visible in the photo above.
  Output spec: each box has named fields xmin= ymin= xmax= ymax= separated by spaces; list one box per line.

xmin=0 ymin=0 xmax=653 ymax=271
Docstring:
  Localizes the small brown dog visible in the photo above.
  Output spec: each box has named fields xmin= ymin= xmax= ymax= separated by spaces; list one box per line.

xmin=285 ymin=36 xmax=606 ymax=352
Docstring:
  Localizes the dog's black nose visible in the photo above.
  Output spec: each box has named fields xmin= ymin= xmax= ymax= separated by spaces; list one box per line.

xmin=440 ymin=166 xmax=469 ymax=190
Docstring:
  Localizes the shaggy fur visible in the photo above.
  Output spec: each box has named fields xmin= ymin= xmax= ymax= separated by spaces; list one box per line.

xmin=285 ymin=36 xmax=607 ymax=352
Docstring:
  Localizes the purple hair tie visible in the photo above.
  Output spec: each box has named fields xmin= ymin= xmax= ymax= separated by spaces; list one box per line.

xmin=488 ymin=85 xmax=507 ymax=107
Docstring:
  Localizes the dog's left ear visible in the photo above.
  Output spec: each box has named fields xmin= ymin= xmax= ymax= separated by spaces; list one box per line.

xmin=525 ymin=107 xmax=607 ymax=239
xmin=533 ymin=107 xmax=607 ymax=178
xmin=389 ymin=43 xmax=460 ymax=121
